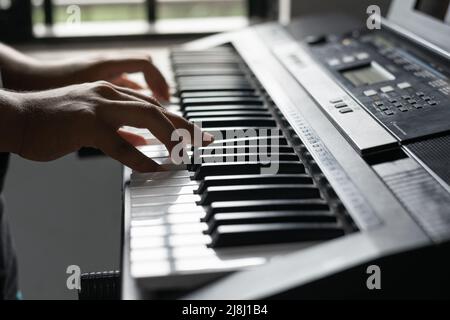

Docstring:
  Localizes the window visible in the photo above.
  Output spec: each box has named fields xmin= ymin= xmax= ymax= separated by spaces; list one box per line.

xmin=31 ymin=0 xmax=258 ymax=38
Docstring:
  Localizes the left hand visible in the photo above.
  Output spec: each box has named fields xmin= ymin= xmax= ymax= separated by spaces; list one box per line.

xmin=2 ymin=51 xmax=170 ymax=101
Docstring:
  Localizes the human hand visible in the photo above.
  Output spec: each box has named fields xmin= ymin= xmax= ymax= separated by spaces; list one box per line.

xmin=0 ymin=81 xmax=211 ymax=172
xmin=0 ymin=45 xmax=169 ymax=101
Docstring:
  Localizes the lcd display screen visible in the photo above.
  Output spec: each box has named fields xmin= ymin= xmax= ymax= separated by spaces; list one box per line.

xmin=341 ymin=62 xmax=395 ymax=87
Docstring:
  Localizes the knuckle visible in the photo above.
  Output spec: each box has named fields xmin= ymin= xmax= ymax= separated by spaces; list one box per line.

xmin=92 ymin=81 xmax=114 ymax=95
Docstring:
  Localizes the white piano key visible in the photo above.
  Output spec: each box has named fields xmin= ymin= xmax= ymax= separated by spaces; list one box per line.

xmin=131 ymin=194 xmax=200 ymax=206
xmin=137 ymin=144 xmax=167 ymax=152
xmin=130 ymin=185 xmax=196 ymax=198
xmin=130 ymin=212 xmax=204 ymax=226
xmin=131 ymin=203 xmax=203 ymax=217
xmin=138 ymin=150 xmax=169 ymax=158
xmin=131 ymin=261 xmax=172 ymax=277
xmin=131 ymin=223 xmax=207 ymax=237
xmin=131 ymin=202 xmax=200 ymax=213
xmin=130 ymin=246 xmax=216 ymax=262
xmin=131 ymin=170 xmax=191 ymax=181
xmin=175 ymin=257 xmax=266 ymax=272
xmin=130 ymin=178 xmax=197 ymax=188
xmin=130 ymin=233 xmax=211 ymax=249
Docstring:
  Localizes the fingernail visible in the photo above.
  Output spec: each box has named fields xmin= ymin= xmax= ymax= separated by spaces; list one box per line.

xmin=203 ymin=132 xmax=215 ymax=145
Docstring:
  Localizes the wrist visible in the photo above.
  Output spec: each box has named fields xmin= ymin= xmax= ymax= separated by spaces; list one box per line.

xmin=0 ymin=90 xmax=26 ymax=154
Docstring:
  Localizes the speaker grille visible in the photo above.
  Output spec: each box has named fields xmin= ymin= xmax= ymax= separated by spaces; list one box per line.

xmin=406 ymin=135 xmax=450 ymax=187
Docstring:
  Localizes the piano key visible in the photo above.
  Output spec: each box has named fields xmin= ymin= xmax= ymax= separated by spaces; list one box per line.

xmin=131 ymin=194 xmax=200 ymax=207
xmin=131 ymin=223 xmax=207 ymax=237
xmin=130 ymin=185 xmax=196 ymax=198
xmin=180 ymin=91 xmax=258 ymax=99
xmin=174 ymin=257 xmax=265 ymax=272
xmin=130 ymin=246 xmax=216 ymax=262
xmin=206 ymin=211 xmax=337 ymax=234
xmin=178 ymin=81 xmax=251 ymax=89
xmin=185 ymin=110 xmax=272 ymax=118
xmin=171 ymin=48 xmax=234 ymax=54
xmin=207 ymin=129 xmax=284 ymax=141
xmin=193 ymin=153 xmax=300 ymax=167
xmin=184 ymin=105 xmax=268 ymax=112
xmin=190 ymin=153 xmax=300 ymax=171
xmin=131 ymin=257 xmax=265 ymax=279
xmin=172 ymin=57 xmax=239 ymax=64
xmin=179 ymin=84 xmax=254 ymax=93
xmin=193 ymin=161 xmax=305 ymax=180
xmin=171 ymin=47 xmax=234 ymax=53
xmin=177 ymin=76 xmax=248 ymax=83
xmin=209 ymin=135 xmax=288 ymax=146
xmin=130 ymin=170 xmax=191 ymax=182
xmin=130 ymin=233 xmax=211 ymax=249
xmin=179 ymin=85 xmax=253 ymax=93
xmin=130 ymin=177 xmax=196 ymax=188
xmin=196 ymin=174 xmax=313 ymax=194
xmin=176 ymin=69 xmax=245 ymax=77
xmin=173 ymin=61 xmax=241 ymax=67
xmin=131 ymin=212 xmax=204 ymax=227
xmin=132 ymin=203 xmax=204 ymax=218
xmin=182 ymin=97 xmax=264 ymax=107
xmin=195 ymin=145 xmax=293 ymax=155
xmin=203 ymin=199 xmax=330 ymax=221
xmin=210 ymin=223 xmax=345 ymax=248
xmin=198 ymin=184 xmax=320 ymax=205
xmin=191 ymin=117 xmax=277 ymax=128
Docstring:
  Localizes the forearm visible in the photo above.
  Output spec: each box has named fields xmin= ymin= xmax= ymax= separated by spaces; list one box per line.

xmin=0 ymin=90 xmax=23 ymax=153
xmin=0 ymin=43 xmax=75 ymax=91
xmin=0 ymin=43 xmax=40 ymax=90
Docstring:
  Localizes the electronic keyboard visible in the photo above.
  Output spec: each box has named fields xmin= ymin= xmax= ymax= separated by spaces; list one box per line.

xmin=121 ymin=11 xmax=450 ymax=299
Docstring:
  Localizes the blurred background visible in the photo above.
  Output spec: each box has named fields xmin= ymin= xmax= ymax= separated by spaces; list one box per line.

xmin=0 ymin=0 xmax=390 ymax=299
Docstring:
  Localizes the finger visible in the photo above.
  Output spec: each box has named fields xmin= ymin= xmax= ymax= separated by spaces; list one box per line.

xmin=112 ymin=84 xmax=163 ymax=108
xmin=96 ymin=84 xmax=212 ymax=146
xmin=95 ymin=125 xmax=161 ymax=173
xmin=107 ymin=87 xmax=213 ymax=147
xmin=143 ymin=62 xmax=171 ymax=101
xmin=117 ymin=129 xmax=148 ymax=146
xmin=111 ymin=74 xmax=144 ymax=90
xmin=104 ymin=101 xmax=181 ymax=154
xmin=99 ymin=58 xmax=170 ymax=101
xmin=161 ymin=110 xmax=215 ymax=147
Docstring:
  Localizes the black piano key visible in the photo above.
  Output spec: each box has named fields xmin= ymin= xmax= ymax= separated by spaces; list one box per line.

xmin=196 ymin=145 xmax=293 ymax=155
xmin=185 ymin=110 xmax=272 ymax=119
xmin=180 ymin=91 xmax=258 ymax=99
xmin=205 ymin=211 xmax=337 ymax=234
xmin=209 ymin=223 xmax=345 ymax=248
xmin=206 ymin=128 xmax=283 ymax=140
xmin=176 ymin=70 xmax=245 ymax=77
xmin=191 ymin=153 xmax=300 ymax=171
xmin=178 ymin=87 xmax=255 ymax=94
xmin=193 ymin=161 xmax=305 ymax=180
xmin=172 ymin=57 xmax=239 ymax=64
xmin=178 ymin=80 xmax=251 ymax=88
xmin=182 ymin=97 xmax=263 ymax=107
xmin=171 ymin=47 xmax=234 ymax=54
xmin=191 ymin=117 xmax=277 ymax=128
xmin=198 ymin=184 xmax=320 ymax=205
xmin=184 ymin=105 xmax=268 ymax=113
xmin=179 ymin=84 xmax=254 ymax=93
xmin=173 ymin=62 xmax=241 ymax=68
xmin=208 ymin=136 xmax=288 ymax=147
xmin=203 ymin=199 xmax=330 ymax=221
xmin=177 ymin=75 xmax=248 ymax=82
xmin=195 ymin=173 xmax=313 ymax=194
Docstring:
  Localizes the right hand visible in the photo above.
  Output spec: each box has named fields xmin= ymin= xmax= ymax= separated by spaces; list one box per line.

xmin=0 ymin=81 xmax=213 ymax=172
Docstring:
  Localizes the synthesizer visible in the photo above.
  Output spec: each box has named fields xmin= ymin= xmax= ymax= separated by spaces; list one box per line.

xmin=121 ymin=4 xmax=450 ymax=299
